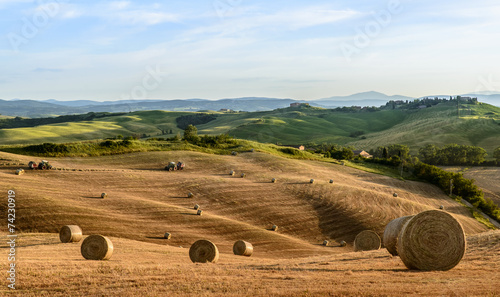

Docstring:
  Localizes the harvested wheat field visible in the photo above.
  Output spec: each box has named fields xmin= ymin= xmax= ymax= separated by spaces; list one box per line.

xmin=1 ymin=150 xmax=499 ymax=296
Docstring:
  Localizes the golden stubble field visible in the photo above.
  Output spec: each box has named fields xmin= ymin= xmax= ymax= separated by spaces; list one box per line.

xmin=444 ymin=166 xmax=500 ymax=207
xmin=0 ymin=150 xmax=499 ymax=296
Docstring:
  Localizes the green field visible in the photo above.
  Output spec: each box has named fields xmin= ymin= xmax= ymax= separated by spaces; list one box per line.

xmin=1 ymin=102 xmax=499 ymax=157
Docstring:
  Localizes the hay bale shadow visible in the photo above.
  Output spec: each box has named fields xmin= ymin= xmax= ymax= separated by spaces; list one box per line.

xmin=145 ymin=236 xmax=166 ymax=240
xmin=82 ymin=196 xmax=105 ymax=199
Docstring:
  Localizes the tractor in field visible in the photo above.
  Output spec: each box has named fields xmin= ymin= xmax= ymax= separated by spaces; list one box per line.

xmin=165 ymin=161 xmax=185 ymax=171
xmin=28 ymin=160 xmax=53 ymax=170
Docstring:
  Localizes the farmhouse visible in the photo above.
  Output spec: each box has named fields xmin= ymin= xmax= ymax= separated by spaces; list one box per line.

xmin=353 ymin=150 xmax=373 ymax=158
xmin=290 ymin=103 xmax=309 ymax=107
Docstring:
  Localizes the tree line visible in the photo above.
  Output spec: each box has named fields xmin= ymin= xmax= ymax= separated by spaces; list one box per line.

xmin=0 ymin=112 xmax=126 ymax=129
xmin=307 ymin=142 xmax=500 ymax=223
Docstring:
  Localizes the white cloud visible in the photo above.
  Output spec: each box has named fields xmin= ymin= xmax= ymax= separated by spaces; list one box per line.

xmin=114 ymin=10 xmax=178 ymax=25
xmin=188 ymin=6 xmax=360 ymax=38
xmin=109 ymin=1 xmax=131 ymax=11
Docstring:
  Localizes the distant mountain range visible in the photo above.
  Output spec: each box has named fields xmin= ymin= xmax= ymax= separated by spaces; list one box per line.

xmin=1 ymin=91 xmax=499 ymax=118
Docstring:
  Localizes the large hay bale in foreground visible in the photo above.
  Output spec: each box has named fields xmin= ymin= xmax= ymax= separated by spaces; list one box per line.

xmin=383 ymin=216 xmax=414 ymax=256
xmin=354 ymin=230 xmax=381 ymax=252
xmin=59 ymin=225 xmax=83 ymax=243
xmin=233 ymin=240 xmax=253 ymax=257
xmin=397 ymin=210 xmax=466 ymax=271
xmin=189 ymin=239 xmax=219 ymax=263
xmin=81 ymin=235 xmax=113 ymax=260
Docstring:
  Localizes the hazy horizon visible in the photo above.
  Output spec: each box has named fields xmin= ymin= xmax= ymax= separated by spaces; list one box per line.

xmin=1 ymin=1 xmax=500 ymax=101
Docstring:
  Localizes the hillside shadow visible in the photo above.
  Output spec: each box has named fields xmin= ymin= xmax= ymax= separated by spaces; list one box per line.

xmin=181 ymin=212 xmax=199 ymax=216
xmin=300 ymin=191 xmax=379 ymax=244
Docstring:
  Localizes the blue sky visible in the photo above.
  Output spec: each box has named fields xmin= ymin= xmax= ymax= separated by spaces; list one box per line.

xmin=1 ymin=0 xmax=499 ymax=101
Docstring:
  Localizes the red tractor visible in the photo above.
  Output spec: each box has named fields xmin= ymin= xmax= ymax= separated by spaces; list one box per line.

xmin=28 ymin=160 xmax=53 ymax=170
xmin=165 ymin=161 xmax=185 ymax=171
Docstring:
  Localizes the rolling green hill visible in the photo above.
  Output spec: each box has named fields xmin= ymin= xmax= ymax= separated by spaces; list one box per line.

xmin=1 ymin=102 xmax=499 ymax=157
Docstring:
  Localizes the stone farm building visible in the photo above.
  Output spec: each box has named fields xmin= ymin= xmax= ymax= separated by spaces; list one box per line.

xmin=353 ymin=150 xmax=373 ymax=158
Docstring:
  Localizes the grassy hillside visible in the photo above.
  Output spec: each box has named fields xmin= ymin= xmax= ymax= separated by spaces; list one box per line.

xmin=1 ymin=102 xmax=499 ymax=156
xmin=349 ymin=102 xmax=500 ymax=155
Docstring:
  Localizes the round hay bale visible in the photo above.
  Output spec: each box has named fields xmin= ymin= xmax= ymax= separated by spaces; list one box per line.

xmin=229 ymin=170 xmax=235 ymax=176
xmin=354 ymin=230 xmax=381 ymax=252
xmin=188 ymin=192 xmax=194 ymax=198
xmin=339 ymin=240 xmax=347 ymax=247
xmin=439 ymin=205 xmax=444 ymax=210
xmin=310 ymin=179 xmax=315 ymax=184
xmin=323 ymin=240 xmax=329 ymax=246
xmin=271 ymin=225 xmax=278 ymax=231
xmin=59 ymin=225 xmax=83 ymax=243
xmin=15 ymin=169 xmax=25 ymax=175
xmin=189 ymin=239 xmax=219 ymax=263
xmin=382 ymin=215 xmax=414 ymax=256
xmin=233 ymin=240 xmax=253 ymax=257
xmin=101 ymin=193 xmax=107 ymax=199
xmin=164 ymin=232 xmax=171 ymax=239
xmin=271 ymin=178 xmax=277 ymax=183
xmin=250 ymin=148 xmax=254 ymax=152
xmin=81 ymin=235 xmax=113 ymax=260
xmin=197 ymin=209 xmax=203 ymax=216
xmin=194 ymin=204 xmax=200 ymax=210
xmin=393 ymin=193 xmax=398 ymax=197
xmin=329 ymin=179 xmax=334 ymax=184
xmin=231 ymin=151 xmax=238 ymax=156
xmin=241 ymin=173 xmax=246 ymax=178
xmin=397 ymin=210 xmax=466 ymax=271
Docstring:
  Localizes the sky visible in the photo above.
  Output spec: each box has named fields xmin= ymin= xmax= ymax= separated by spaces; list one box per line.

xmin=1 ymin=0 xmax=500 ymax=101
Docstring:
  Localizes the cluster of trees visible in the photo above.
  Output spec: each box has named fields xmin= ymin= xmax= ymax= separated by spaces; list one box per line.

xmin=419 ymin=144 xmax=487 ymax=165
xmin=0 ymin=112 xmax=126 ymax=129
xmin=176 ymin=114 xmax=217 ymax=130
xmin=385 ymin=96 xmax=479 ymax=110
xmin=183 ymin=125 xmax=236 ymax=149
xmin=414 ymin=163 xmax=500 ymax=222
xmin=24 ymin=142 xmax=70 ymax=154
